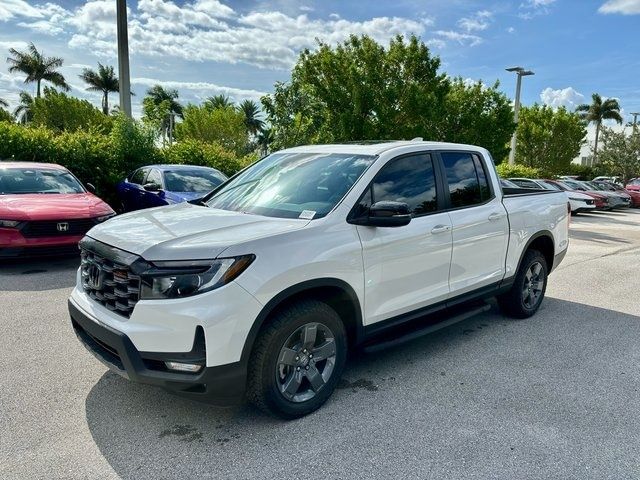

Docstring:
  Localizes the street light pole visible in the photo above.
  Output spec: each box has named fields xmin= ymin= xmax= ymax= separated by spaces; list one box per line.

xmin=506 ymin=66 xmax=535 ymax=165
xmin=631 ymin=112 xmax=640 ymax=134
xmin=116 ymin=0 xmax=132 ymax=118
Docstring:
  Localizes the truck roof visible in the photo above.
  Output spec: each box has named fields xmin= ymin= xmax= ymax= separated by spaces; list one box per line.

xmin=281 ymin=141 xmax=488 ymax=156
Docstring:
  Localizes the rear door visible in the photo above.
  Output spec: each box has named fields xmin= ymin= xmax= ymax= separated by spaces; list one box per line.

xmin=438 ymin=151 xmax=509 ymax=298
xmin=355 ymin=152 xmax=453 ymax=325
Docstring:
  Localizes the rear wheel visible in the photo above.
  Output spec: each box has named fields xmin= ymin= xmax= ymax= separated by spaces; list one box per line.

xmin=248 ymin=300 xmax=347 ymax=419
xmin=498 ymin=249 xmax=548 ymax=319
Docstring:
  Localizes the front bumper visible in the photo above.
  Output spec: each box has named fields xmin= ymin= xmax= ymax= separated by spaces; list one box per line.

xmin=69 ymin=299 xmax=247 ymax=405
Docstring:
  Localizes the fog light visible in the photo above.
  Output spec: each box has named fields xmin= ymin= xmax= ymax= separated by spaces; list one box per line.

xmin=165 ymin=361 xmax=203 ymax=373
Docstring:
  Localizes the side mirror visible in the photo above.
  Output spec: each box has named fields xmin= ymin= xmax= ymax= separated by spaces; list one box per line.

xmin=362 ymin=201 xmax=412 ymax=227
xmin=86 ymin=183 xmax=96 ymax=193
xmin=143 ymin=183 xmax=162 ymax=192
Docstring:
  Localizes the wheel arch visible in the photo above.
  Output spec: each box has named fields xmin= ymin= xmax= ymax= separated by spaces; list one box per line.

xmin=517 ymin=230 xmax=555 ymax=274
xmin=240 ymin=279 xmax=364 ymax=365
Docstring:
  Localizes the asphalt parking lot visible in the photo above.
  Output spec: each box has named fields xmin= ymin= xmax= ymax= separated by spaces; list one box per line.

xmin=2 ymin=210 xmax=640 ymax=480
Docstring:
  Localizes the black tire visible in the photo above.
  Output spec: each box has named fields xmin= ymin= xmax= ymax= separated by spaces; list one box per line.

xmin=247 ymin=299 xmax=347 ymax=419
xmin=498 ymin=249 xmax=548 ymax=319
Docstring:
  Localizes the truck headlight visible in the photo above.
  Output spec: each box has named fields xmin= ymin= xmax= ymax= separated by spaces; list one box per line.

xmin=140 ymin=255 xmax=255 ymax=299
xmin=96 ymin=213 xmax=116 ymax=223
xmin=0 ymin=220 xmax=20 ymax=228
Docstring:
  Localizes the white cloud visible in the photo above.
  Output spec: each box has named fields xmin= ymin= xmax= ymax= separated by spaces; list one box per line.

xmin=435 ymin=30 xmax=483 ymax=47
xmin=507 ymin=26 xmax=516 ymax=33
xmin=457 ymin=10 xmax=493 ymax=32
xmin=131 ymin=77 xmax=266 ymax=103
xmin=540 ymin=87 xmax=585 ymax=110
xmin=5 ymin=0 xmax=430 ymax=70
xmin=0 ymin=0 xmax=44 ymax=21
xmin=598 ymin=0 xmax=640 ymax=14
xmin=519 ymin=0 xmax=557 ymax=19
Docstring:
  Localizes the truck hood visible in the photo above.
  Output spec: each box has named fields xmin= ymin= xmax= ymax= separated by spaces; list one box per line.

xmin=86 ymin=202 xmax=310 ymax=261
xmin=0 ymin=193 xmax=113 ymax=221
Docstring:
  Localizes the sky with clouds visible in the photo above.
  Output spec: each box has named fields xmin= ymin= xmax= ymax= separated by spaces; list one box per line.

xmin=0 ymin=0 xmax=638 ymax=138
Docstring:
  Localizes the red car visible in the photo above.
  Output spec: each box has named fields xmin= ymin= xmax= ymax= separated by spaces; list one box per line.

xmin=544 ymin=179 xmax=610 ymax=210
xmin=0 ymin=162 xmax=115 ymax=258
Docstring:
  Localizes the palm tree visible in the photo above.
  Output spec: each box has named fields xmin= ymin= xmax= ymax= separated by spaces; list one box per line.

xmin=239 ymin=99 xmax=264 ymax=136
xmin=13 ymin=91 xmax=34 ymax=124
xmin=257 ymin=127 xmax=273 ymax=157
xmin=143 ymin=85 xmax=183 ymax=144
xmin=205 ymin=94 xmax=233 ymax=110
xmin=6 ymin=43 xmax=70 ymax=97
xmin=79 ymin=63 xmax=119 ymax=115
xmin=0 ymin=98 xmax=8 ymax=108
xmin=576 ymin=93 xmax=623 ymax=162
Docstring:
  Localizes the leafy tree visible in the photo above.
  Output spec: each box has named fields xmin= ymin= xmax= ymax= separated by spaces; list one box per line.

xmin=441 ymin=78 xmax=515 ymax=162
xmin=0 ymin=108 xmax=12 ymax=123
xmin=14 ymin=91 xmax=34 ymax=124
xmin=261 ymin=81 xmax=321 ymax=150
xmin=142 ymin=85 xmax=183 ymax=144
xmin=596 ymin=128 xmax=640 ymax=184
xmin=176 ymin=104 xmax=247 ymax=153
xmin=80 ymin=63 xmax=119 ymax=115
xmin=262 ymin=34 xmax=450 ymax=148
xmin=205 ymin=94 xmax=233 ymax=110
xmin=31 ymin=87 xmax=111 ymax=133
xmin=576 ymin=93 xmax=623 ymax=162
xmin=6 ymin=42 xmax=69 ymax=97
xmin=238 ymin=99 xmax=264 ymax=136
xmin=515 ymin=104 xmax=586 ymax=176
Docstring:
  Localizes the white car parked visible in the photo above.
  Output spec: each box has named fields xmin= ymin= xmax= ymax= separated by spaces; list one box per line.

xmin=69 ymin=141 xmax=570 ymax=418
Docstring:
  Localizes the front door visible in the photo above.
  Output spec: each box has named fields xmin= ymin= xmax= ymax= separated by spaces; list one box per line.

xmin=355 ymin=153 xmax=453 ymax=325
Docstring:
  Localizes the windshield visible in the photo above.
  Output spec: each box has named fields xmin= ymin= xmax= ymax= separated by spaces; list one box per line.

xmin=206 ymin=152 xmax=376 ymax=219
xmin=562 ymin=179 xmax=586 ymax=190
xmin=0 ymin=168 xmax=84 ymax=194
xmin=164 ymin=169 xmax=227 ymax=193
xmin=538 ymin=180 xmax=560 ymax=191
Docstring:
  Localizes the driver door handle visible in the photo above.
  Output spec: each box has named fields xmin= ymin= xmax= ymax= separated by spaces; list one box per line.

xmin=488 ymin=212 xmax=505 ymax=222
xmin=431 ymin=224 xmax=452 ymax=234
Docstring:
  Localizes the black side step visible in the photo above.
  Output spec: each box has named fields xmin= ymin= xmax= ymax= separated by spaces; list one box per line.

xmin=362 ymin=303 xmax=491 ymax=353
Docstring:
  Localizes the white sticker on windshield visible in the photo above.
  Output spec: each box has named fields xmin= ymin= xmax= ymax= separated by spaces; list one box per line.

xmin=299 ymin=210 xmax=316 ymax=220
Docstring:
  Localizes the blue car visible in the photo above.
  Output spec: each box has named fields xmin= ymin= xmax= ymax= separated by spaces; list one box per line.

xmin=117 ymin=164 xmax=228 ymax=212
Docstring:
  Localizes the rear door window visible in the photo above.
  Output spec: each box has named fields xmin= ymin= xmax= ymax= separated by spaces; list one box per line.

xmin=441 ymin=152 xmax=483 ymax=208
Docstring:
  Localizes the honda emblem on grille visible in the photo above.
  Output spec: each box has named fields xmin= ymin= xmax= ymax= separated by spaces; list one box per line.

xmin=87 ymin=264 xmax=103 ymax=289
xmin=57 ymin=222 xmax=69 ymax=232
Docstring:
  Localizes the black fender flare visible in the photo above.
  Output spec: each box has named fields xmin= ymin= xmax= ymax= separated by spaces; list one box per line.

xmin=239 ymin=278 xmax=364 ymax=365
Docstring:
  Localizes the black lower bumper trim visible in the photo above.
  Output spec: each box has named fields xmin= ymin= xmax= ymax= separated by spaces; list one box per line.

xmin=0 ymin=244 xmax=79 ymax=258
xmin=69 ymin=300 xmax=247 ymax=405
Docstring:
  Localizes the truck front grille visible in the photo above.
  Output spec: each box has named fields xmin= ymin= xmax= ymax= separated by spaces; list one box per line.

xmin=80 ymin=248 xmax=141 ymax=318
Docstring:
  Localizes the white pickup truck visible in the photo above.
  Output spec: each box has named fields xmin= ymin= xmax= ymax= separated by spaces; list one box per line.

xmin=69 ymin=141 xmax=569 ymax=418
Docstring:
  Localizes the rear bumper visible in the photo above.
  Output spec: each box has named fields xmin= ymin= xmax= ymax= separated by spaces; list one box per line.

xmin=69 ymin=299 xmax=247 ymax=405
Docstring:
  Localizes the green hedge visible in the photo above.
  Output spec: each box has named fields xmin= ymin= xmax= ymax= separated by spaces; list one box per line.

xmin=495 ymin=163 xmax=541 ymax=179
xmin=0 ymin=119 xmax=253 ymax=208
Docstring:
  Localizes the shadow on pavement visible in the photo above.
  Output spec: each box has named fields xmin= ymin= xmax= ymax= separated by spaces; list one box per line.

xmin=84 ymin=298 xmax=640 ymax=479
xmin=0 ymin=255 xmax=79 ymax=291
xmin=569 ymin=228 xmax=631 ymax=244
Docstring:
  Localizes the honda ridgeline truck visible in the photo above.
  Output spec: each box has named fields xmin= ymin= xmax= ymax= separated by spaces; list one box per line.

xmin=69 ymin=141 xmax=569 ymax=418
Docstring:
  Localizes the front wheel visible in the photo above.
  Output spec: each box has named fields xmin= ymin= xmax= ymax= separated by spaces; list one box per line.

xmin=247 ymin=300 xmax=347 ymax=419
xmin=498 ymin=249 xmax=548 ymax=319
